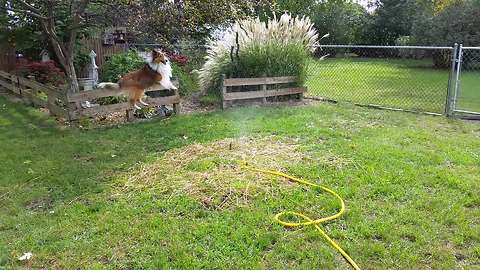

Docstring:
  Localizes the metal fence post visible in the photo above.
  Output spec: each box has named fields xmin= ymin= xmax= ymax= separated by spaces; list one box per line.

xmin=452 ymin=44 xmax=464 ymax=116
xmin=445 ymin=43 xmax=459 ymax=117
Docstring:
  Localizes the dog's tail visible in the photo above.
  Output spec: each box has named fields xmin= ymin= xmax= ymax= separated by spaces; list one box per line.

xmin=97 ymin=82 xmax=120 ymax=90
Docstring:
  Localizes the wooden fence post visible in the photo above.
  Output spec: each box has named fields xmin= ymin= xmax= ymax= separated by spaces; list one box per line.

xmin=173 ymin=80 xmax=181 ymax=114
xmin=221 ymin=74 xmax=227 ymax=109
xmin=262 ymin=76 xmax=267 ymax=104
xmin=126 ymin=108 xmax=134 ymax=122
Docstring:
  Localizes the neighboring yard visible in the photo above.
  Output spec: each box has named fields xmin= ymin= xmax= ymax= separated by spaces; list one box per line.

xmin=306 ymin=58 xmax=480 ymax=114
xmin=1 ymin=95 xmax=479 ymax=269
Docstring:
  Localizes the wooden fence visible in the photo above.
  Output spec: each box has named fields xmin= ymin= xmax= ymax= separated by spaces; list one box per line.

xmin=66 ymin=82 xmax=181 ymax=121
xmin=221 ymin=76 xmax=306 ymax=109
xmin=78 ymin=38 xmax=128 ymax=77
xmin=0 ymin=70 xmax=69 ymax=118
xmin=0 ymin=70 xmax=181 ymax=122
xmin=0 ymin=45 xmax=16 ymax=72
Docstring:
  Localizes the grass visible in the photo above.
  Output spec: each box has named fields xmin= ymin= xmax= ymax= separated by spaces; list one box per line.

xmin=1 ymin=96 xmax=480 ymax=269
xmin=306 ymin=57 xmax=480 ymax=114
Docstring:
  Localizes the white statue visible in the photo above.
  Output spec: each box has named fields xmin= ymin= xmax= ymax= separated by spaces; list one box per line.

xmin=88 ymin=50 xmax=99 ymax=86
xmin=40 ymin=50 xmax=50 ymax=62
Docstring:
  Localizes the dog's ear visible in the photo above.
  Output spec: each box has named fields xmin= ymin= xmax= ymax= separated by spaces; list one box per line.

xmin=152 ymin=49 xmax=159 ymax=58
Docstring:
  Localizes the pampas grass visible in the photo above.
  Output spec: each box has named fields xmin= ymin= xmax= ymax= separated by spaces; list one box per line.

xmin=198 ymin=13 xmax=319 ymax=93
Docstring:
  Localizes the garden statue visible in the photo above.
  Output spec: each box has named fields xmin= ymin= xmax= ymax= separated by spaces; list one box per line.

xmin=80 ymin=50 xmax=100 ymax=108
xmin=40 ymin=50 xmax=50 ymax=62
xmin=88 ymin=50 xmax=99 ymax=86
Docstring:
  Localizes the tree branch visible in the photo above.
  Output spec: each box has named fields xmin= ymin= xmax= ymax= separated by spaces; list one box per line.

xmin=0 ymin=6 xmax=48 ymax=20
xmin=16 ymin=0 xmax=42 ymax=14
xmin=67 ymin=0 xmax=91 ymax=55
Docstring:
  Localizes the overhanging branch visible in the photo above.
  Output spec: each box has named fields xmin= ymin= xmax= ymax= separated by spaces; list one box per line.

xmin=0 ymin=6 xmax=48 ymax=20
xmin=16 ymin=0 xmax=42 ymax=15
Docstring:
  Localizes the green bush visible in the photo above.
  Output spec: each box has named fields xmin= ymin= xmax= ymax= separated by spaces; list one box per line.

xmin=172 ymin=64 xmax=198 ymax=96
xmin=100 ymin=50 xmax=145 ymax=82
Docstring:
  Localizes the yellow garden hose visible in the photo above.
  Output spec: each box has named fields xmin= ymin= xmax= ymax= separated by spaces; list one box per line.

xmin=239 ymin=161 xmax=361 ymax=270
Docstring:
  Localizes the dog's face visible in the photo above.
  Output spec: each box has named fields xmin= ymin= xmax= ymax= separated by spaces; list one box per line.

xmin=152 ymin=49 xmax=167 ymax=65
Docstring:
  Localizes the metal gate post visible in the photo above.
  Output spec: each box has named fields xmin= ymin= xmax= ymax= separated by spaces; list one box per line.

xmin=450 ymin=44 xmax=464 ymax=117
xmin=452 ymin=44 xmax=464 ymax=116
xmin=445 ymin=43 xmax=459 ymax=117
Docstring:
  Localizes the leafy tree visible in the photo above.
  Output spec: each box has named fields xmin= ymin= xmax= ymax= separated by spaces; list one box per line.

xmin=2 ymin=0 xmax=129 ymax=92
xmin=412 ymin=0 xmax=480 ymax=67
xmin=116 ymin=0 xmax=271 ymax=45
xmin=359 ymin=0 xmax=418 ymax=45
xmin=312 ymin=0 xmax=368 ymax=45
xmin=0 ymin=1 xmax=46 ymax=57
xmin=413 ymin=0 xmax=480 ymax=46
xmin=271 ymin=0 xmax=317 ymax=17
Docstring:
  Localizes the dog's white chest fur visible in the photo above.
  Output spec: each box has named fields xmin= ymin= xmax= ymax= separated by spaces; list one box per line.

xmin=148 ymin=60 xmax=177 ymax=90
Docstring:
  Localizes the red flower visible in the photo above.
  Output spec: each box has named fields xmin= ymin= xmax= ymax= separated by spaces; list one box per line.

xmin=168 ymin=53 xmax=189 ymax=65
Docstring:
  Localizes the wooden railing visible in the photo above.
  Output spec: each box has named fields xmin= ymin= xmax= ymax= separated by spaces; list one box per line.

xmin=0 ymin=70 xmax=69 ymax=118
xmin=66 ymin=82 xmax=181 ymax=121
xmin=0 ymin=70 xmax=181 ymax=122
xmin=221 ymin=75 xmax=306 ymax=109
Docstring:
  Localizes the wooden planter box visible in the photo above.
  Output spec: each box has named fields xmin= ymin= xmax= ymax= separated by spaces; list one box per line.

xmin=66 ymin=81 xmax=181 ymax=121
xmin=221 ymin=75 xmax=306 ymax=109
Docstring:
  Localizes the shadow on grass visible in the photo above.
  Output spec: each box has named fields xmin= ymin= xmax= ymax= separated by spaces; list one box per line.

xmin=0 ymin=97 xmax=58 ymax=133
xmin=1 ymin=96 xmax=315 ymax=207
xmin=0 ymin=96 xmax=242 ymax=206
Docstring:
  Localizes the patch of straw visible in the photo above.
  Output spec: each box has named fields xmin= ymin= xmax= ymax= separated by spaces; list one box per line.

xmin=113 ymin=136 xmax=306 ymax=209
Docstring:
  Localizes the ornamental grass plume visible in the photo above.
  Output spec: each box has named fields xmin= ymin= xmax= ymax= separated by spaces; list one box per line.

xmin=198 ymin=13 xmax=319 ymax=93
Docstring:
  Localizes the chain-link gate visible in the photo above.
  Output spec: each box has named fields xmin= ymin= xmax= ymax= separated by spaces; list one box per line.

xmin=449 ymin=45 xmax=480 ymax=118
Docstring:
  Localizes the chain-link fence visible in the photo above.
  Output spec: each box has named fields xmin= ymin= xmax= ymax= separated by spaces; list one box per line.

xmin=454 ymin=47 xmax=480 ymax=117
xmin=125 ymin=43 xmax=478 ymax=118
xmin=306 ymin=45 xmax=455 ymax=114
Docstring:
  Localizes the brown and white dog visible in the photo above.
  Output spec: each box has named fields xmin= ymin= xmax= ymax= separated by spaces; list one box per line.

xmin=97 ymin=49 xmax=177 ymax=109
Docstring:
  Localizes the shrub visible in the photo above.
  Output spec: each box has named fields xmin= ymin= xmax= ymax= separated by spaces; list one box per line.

xmin=198 ymin=13 xmax=319 ymax=93
xmin=394 ymin=36 xmax=426 ymax=59
xmin=172 ymin=64 xmax=198 ymax=96
xmin=100 ymin=50 xmax=145 ymax=83
xmin=16 ymin=60 xmax=65 ymax=86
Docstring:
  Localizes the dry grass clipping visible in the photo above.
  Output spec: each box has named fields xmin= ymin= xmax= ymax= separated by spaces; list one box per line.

xmin=114 ymin=136 xmax=307 ymax=209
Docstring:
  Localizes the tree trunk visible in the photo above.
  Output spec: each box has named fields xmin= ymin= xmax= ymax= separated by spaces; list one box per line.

xmin=65 ymin=60 xmax=80 ymax=93
xmin=49 ymin=41 xmax=80 ymax=93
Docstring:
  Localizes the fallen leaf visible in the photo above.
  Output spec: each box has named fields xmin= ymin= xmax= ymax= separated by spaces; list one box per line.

xmin=18 ymin=252 xmax=33 ymax=261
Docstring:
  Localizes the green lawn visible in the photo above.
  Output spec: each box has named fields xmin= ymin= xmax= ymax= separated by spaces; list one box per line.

xmin=1 ymin=96 xmax=480 ymax=269
xmin=457 ymin=70 xmax=480 ymax=113
xmin=306 ymin=58 xmax=480 ymax=114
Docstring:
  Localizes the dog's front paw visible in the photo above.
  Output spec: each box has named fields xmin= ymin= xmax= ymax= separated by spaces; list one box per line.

xmin=170 ymin=85 xmax=178 ymax=90
xmin=134 ymin=104 xmax=142 ymax=110
xmin=139 ymin=100 xmax=149 ymax=106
